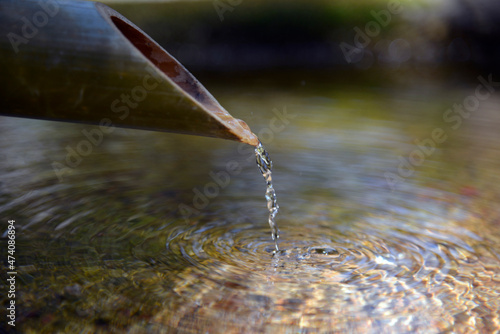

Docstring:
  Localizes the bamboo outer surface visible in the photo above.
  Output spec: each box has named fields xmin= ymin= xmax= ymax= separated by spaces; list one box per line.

xmin=0 ymin=0 xmax=258 ymax=146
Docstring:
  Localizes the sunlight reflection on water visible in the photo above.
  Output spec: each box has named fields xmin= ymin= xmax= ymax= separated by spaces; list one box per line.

xmin=1 ymin=85 xmax=500 ymax=333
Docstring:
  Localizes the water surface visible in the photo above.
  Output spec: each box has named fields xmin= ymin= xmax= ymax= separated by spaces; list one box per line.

xmin=1 ymin=79 xmax=500 ymax=333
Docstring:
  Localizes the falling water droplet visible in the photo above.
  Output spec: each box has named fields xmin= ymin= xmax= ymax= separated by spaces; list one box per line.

xmin=255 ymin=141 xmax=280 ymax=251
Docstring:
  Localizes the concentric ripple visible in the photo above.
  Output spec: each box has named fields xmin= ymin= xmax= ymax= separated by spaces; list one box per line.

xmin=2 ymin=90 xmax=500 ymax=334
xmin=160 ymin=199 xmax=498 ymax=332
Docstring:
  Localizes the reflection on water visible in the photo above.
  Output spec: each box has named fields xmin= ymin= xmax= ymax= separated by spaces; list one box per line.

xmin=1 ymin=83 xmax=500 ymax=333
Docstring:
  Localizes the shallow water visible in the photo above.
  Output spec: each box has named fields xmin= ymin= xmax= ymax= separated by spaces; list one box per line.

xmin=1 ymin=78 xmax=500 ymax=333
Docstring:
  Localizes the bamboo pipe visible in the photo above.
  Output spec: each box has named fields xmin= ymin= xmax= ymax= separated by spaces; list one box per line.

xmin=0 ymin=0 xmax=259 ymax=146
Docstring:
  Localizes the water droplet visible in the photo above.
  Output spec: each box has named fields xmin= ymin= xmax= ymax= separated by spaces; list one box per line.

xmin=255 ymin=141 xmax=280 ymax=251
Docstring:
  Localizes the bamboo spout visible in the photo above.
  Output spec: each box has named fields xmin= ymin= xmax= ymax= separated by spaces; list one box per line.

xmin=0 ymin=0 xmax=259 ymax=146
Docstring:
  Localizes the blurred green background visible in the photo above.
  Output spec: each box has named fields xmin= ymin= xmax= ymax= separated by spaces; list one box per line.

xmin=99 ymin=0 xmax=500 ymax=86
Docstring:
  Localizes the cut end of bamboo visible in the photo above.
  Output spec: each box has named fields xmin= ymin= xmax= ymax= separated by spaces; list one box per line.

xmin=231 ymin=119 xmax=260 ymax=146
xmin=101 ymin=5 xmax=259 ymax=146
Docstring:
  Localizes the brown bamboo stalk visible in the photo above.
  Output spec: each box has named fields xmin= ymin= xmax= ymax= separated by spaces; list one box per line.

xmin=0 ymin=0 xmax=259 ymax=146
